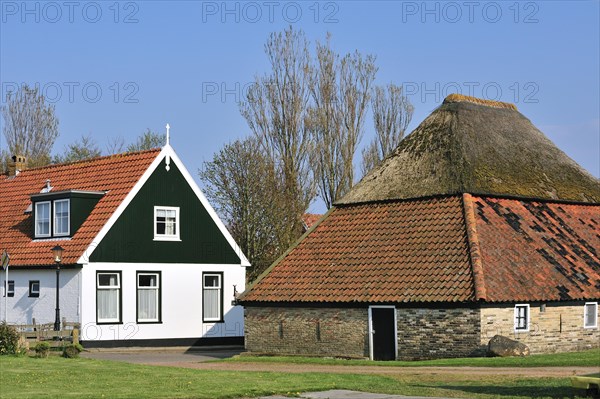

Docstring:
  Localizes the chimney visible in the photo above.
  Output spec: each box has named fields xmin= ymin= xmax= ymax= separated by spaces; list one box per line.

xmin=8 ymin=155 xmax=27 ymax=177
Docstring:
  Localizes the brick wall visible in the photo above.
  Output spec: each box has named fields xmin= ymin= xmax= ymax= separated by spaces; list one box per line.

xmin=396 ymin=307 xmax=484 ymax=359
xmin=244 ymin=306 xmax=369 ymax=358
xmin=480 ymin=302 xmax=600 ymax=353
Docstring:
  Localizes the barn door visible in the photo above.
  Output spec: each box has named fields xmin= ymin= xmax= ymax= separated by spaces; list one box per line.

xmin=369 ymin=306 xmax=397 ymax=361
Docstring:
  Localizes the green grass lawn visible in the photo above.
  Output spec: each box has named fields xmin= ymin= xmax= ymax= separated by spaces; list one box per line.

xmin=0 ymin=355 xmax=592 ymax=399
xmin=226 ymin=349 xmax=600 ymax=368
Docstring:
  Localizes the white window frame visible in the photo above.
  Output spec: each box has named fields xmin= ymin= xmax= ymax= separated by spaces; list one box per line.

xmin=137 ymin=272 xmax=160 ymax=323
xmin=53 ymin=198 xmax=70 ymax=236
xmin=203 ymin=273 xmax=222 ymax=322
xmin=35 ymin=201 xmax=51 ymax=238
xmin=153 ymin=206 xmax=180 ymax=241
xmin=514 ymin=304 xmax=530 ymax=332
xmin=96 ymin=272 xmax=121 ymax=324
xmin=584 ymin=302 xmax=598 ymax=329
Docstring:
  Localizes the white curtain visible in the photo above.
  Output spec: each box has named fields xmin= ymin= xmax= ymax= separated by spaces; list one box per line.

xmin=138 ymin=289 xmax=157 ymax=320
xmin=203 ymin=289 xmax=220 ymax=320
xmin=98 ymin=289 xmax=118 ymax=321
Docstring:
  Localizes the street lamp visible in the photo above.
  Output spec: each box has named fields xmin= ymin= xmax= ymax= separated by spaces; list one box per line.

xmin=51 ymin=245 xmax=64 ymax=331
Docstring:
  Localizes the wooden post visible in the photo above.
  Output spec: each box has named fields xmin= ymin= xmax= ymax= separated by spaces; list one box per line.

xmin=72 ymin=329 xmax=79 ymax=345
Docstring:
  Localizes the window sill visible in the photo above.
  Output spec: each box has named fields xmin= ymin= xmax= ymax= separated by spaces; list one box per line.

xmin=96 ymin=321 xmax=123 ymax=325
xmin=137 ymin=321 xmax=162 ymax=324
xmin=153 ymin=237 xmax=181 ymax=242
xmin=203 ymin=319 xmax=224 ymax=324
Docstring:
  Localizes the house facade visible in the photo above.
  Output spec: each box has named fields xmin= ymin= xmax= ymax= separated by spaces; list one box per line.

xmin=1 ymin=144 xmax=249 ymax=347
xmin=239 ymin=94 xmax=600 ymax=360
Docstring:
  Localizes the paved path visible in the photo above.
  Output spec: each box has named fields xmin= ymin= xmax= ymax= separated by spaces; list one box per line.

xmin=258 ymin=389 xmax=456 ymax=399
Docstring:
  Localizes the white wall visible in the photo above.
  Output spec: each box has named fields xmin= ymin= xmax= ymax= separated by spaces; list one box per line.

xmin=0 ymin=268 xmax=80 ymax=325
xmin=80 ymin=262 xmax=246 ymax=342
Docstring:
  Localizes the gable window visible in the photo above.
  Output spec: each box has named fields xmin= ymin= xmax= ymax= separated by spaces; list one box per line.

xmin=203 ymin=273 xmax=222 ymax=322
xmin=4 ymin=280 xmax=14 ymax=297
xmin=35 ymin=201 xmax=51 ymax=237
xmin=514 ymin=304 xmax=529 ymax=332
xmin=29 ymin=280 xmax=40 ymax=298
xmin=97 ymin=272 xmax=121 ymax=323
xmin=154 ymin=206 xmax=180 ymax=241
xmin=53 ymin=199 xmax=70 ymax=236
xmin=137 ymin=272 xmax=161 ymax=323
xmin=584 ymin=302 xmax=598 ymax=328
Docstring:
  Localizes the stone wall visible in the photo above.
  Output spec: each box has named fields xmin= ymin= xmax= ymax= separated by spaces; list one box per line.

xmin=396 ymin=306 xmax=483 ymax=359
xmin=480 ymin=302 xmax=599 ymax=353
xmin=244 ymin=306 xmax=369 ymax=358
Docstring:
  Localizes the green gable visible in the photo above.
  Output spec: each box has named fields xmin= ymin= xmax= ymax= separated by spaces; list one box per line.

xmin=90 ymin=158 xmax=241 ymax=264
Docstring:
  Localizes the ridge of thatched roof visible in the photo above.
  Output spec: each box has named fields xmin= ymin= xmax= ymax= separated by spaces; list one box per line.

xmin=337 ymin=95 xmax=600 ymax=204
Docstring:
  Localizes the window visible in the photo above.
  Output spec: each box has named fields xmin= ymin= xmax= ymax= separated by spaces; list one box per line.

xmin=203 ymin=273 xmax=222 ymax=322
xmin=514 ymin=304 xmax=529 ymax=332
xmin=29 ymin=280 xmax=40 ymax=297
xmin=584 ymin=302 xmax=598 ymax=328
xmin=35 ymin=201 xmax=51 ymax=237
xmin=53 ymin=199 xmax=70 ymax=236
xmin=97 ymin=272 xmax=121 ymax=323
xmin=137 ymin=272 xmax=160 ymax=323
xmin=154 ymin=206 xmax=180 ymax=241
xmin=4 ymin=280 xmax=14 ymax=297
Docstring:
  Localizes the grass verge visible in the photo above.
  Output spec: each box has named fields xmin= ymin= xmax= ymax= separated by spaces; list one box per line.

xmin=0 ymin=355 xmax=592 ymax=399
xmin=225 ymin=349 xmax=600 ymax=368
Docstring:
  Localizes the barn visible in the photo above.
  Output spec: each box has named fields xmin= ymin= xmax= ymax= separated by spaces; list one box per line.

xmin=238 ymin=94 xmax=600 ymax=360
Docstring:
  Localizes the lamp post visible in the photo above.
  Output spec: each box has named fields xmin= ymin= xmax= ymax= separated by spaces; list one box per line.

xmin=51 ymin=245 xmax=64 ymax=331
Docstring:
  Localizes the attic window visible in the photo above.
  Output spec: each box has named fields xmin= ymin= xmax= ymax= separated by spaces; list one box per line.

xmin=154 ymin=206 xmax=180 ymax=241
xmin=53 ymin=199 xmax=70 ymax=236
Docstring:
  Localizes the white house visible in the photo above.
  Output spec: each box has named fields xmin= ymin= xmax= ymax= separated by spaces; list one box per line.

xmin=0 ymin=140 xmax=249 ymax=347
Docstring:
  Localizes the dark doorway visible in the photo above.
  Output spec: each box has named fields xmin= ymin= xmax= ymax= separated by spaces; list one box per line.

xmin=371 ymin=307 xmax=396 ymax=361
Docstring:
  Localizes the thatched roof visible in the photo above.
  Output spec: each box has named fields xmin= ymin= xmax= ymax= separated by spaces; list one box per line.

xmin=338 ymin=94 xmax=600 ymax=204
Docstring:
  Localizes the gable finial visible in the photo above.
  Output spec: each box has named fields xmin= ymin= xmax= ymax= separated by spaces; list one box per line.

xmin=165 ymin=123 xmax=171 ymax=171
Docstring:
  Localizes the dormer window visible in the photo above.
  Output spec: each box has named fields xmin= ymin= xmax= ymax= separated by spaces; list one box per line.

xmin=35 ymin=201 xmax=51 ymax=237
xmin=53 ymin=199 xmax=70 ymax=236
xmin=31 ymin=190 xmax=104 ymax=240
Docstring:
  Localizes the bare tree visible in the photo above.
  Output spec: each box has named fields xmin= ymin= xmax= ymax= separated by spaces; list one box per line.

xmin=54 ymin=135 xmax=102 ymax=164
xmin=240 ymin=26 xmax=314 ymax=246
xmin=361 ymin=84 xmax=414 ymax=176
xmin=308 ymin=37 xmax=377 ymax=208
xmin=1 ymin=84 xmax=59 ymax=167
xmin=106 ymin=136 xmax=126 ymax=154
xmin=127 ymin=129 xmax=165 ymax=152
xmin=200 ymin=137 xmax=297 ymax=281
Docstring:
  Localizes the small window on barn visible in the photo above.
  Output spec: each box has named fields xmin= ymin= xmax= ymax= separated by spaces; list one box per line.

xmin=154 ymin=206 xmax=180 ymax=241
xmin=29 ymin=280 xmax=40 ymax=298
xmin=584 ymin=302 xmax=598 ymax=329
xmin=514 ymin=304 xmax=529 ymax=332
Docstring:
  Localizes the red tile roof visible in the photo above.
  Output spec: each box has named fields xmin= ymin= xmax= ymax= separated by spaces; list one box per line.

xmin=470 ymin=195 xmax=600 ymax=302
xmin=241 ymin=194 xmax=600 ymax=304
xmin=0 ymin=149 xmax=160 ymax=267
xmin=243 ymin=196 xmax=475 ymax=303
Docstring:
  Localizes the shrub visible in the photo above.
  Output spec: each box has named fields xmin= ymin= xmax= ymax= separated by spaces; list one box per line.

xmin=0 ymin=322 xmax=21 ymax=355
xmin=34 ymin=342 xmax=51 ymax=358
xmin=62 ymin=343 xmax=84 ymax=358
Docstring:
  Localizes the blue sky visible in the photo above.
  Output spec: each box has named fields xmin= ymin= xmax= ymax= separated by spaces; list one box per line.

xmin=1 ymin=0 xmax=599 ymax=213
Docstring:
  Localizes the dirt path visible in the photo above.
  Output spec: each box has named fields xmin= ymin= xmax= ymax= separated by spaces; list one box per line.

xmin=145 ymin=361 xmax=599 ymax=378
